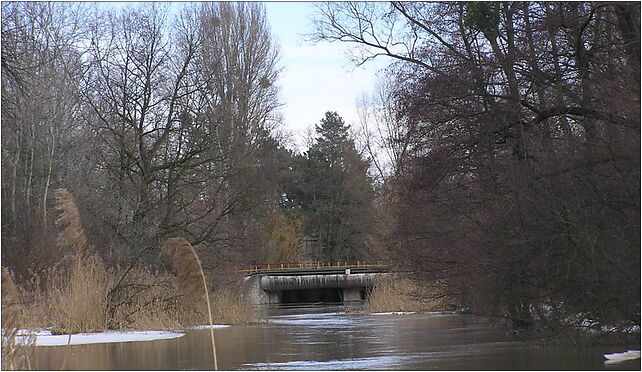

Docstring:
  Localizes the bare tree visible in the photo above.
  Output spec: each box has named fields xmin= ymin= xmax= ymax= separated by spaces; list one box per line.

xmin=190 ymin=2 xmax=284 ymax=264
xmin=1 ymin=2 xmax=88 ymax=274
xmin=79 ymin=3 xmax=285 ymax=270
xmin=356 ymin=74 xmax=412 ymax=183
xmin=313 ymin=1 xmax=640 ymax=329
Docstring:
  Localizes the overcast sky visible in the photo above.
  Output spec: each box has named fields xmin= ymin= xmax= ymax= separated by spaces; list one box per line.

xmin=263 ymin=2 xmax=389 ymax=150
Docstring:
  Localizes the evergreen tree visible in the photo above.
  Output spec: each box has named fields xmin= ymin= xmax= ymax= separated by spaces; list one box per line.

xmin=289 ymin=112 xmax=375 ymax=261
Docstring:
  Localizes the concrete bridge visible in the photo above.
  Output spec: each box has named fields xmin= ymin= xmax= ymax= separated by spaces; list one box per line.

xmin=238 ymin=261 xmax=388 ymax=304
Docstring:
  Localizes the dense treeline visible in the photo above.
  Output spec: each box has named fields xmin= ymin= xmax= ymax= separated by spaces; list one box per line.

xmin=2 ymin=1 xmax=639 ymax=336
xmin=313 ymin=1 xmax=640 ymax=330
xmin=2 ymin=2 xmax=278 ymax=275
xmin=1 ymin=2 xmax=376 ymax=284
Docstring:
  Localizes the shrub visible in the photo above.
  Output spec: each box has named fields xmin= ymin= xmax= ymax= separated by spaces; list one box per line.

xmin=366 ymin=274 xmax=447 ymax=313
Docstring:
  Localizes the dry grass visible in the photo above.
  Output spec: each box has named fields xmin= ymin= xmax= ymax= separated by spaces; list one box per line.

xmin=52 ymin=254 xmax=108 ymax=334
xmin=20 ymin=261 xmax=256 ymax=333
xmin=170 ymin=286 xmax=258 ymax=327
xmin=207 ymin=287 xmax=258 ymax=325
xmin=2 ymin=267 xmax=21 ymax=326
xmin=2 ymin=317 xmax=33 ymax=371
xmin=54 ymin=188 xmax=90 ymax=254
xmin=366 ymin=274 xmax=448 ymax=313
xmin=162 ymin=238 xmax=206 ymax=299
xmin=107 ymin=267 xmax=183 ymax=330
xmin=2 ymin=267 xmax=33 ymax=370
xmin=20 ymin=189 xmax=107 ymax=334
xmin=24 ymin=254 xmax=108 ymax=334
xmin=162 ymin=237 xmax=218 ymax=370
xmin=12 ymin=189 xmax=256 ymax=350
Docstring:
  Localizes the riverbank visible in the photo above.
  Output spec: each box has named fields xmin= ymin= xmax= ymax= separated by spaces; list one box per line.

xmin=363 ymin=273 xmax=640 ymax=348
xmin=3 ymin=256 xmax=258 ymax=336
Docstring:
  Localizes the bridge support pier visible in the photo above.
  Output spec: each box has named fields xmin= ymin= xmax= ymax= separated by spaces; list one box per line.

xmin=268 ymin=291 xmax=281 ymax=304
xmin=342 ymin=288 xmax=362 ymax=302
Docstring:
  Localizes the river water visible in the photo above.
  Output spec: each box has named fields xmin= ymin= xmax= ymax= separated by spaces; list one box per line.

xmin=31 ymin=303 xmax=640 ymax=370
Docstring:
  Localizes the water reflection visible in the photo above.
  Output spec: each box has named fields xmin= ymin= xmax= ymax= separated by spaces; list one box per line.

xmin=30 ymin=303 xmax=640 ymax=370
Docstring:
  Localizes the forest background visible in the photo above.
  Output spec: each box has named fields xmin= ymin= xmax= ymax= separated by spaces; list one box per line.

xmin=1 ymin=2 xmax=639 ymax=334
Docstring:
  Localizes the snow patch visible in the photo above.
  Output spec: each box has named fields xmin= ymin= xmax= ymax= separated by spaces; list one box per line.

xmin=187 ymin=324 xmax=231 ymax=330
xmin=371 ymin=311 xmax=417 ymax=315
xmin=241 ymin=355 xmax=407 ymax=370
xmin=604 ymin=350 xmax=641 ymax=364
xmin=269 ymin=317 xmax=353 ymax=327
xmin=622 ymin=324 xmax=640 ymax=333
xmin=11 ymin=330 xmax=184 ymax=346
xmin=13 ymin=329 xmax=49 ymax=337
xmin=277 ymin=312 xmax=342 ymax=319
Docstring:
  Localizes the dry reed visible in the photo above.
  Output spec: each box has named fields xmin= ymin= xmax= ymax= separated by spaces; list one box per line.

xmin=162 ymin=238 xmax=218 ymax=370
xmin=52 ymin=188 xmax=106 ymax=333
xmin=20 ymin=262 xmax=255 ymax=334
xmin=208 ymin=287 xmax=257 ymax=325
xmin=11 ymin=188 xmax=251 ymax=355
xmin=366 ymin=274 xmax=447 ymax=313
xmin=2 ymin=267 xmax=32 ymax=370
xmin=55 ymin=254 xmax=108 ymax=334
xmin=2 ymin=267 xmax=21 ymax=325
xmin=107 ymin=267 xmax=183 ymax=330
xmin=19 ymin=189 xmax=108 ymax=334
xmin=23 ymin=254 xmax=109 ymax=334
xmin=162 ymin=238 xmax=206 ymax=299
xmin=54 ymin=188 xmax=90 ymax=253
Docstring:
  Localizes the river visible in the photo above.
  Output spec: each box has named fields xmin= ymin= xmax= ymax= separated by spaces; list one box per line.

xmin=30 ymin=303 xmax=640 ymax=370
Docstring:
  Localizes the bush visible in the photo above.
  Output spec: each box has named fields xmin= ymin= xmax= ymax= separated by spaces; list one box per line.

xmin=366 ymin=274 xmax=448 ymax=313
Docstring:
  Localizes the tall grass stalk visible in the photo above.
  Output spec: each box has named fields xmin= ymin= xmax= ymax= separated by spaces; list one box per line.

xmin=163 ymin=238 xmax=218 ymax=370
xmin=2 ymin=267 xmax=32 ymax=370
xmin=52 ymin=188 xmax=107 ymax=333
xmin=2 ymin=267 xmax=20 ymax=325
xmin=60 ymin=318 xmax=73 ymax=371
xmin=54 ymin=188 xmax=90 ymax=253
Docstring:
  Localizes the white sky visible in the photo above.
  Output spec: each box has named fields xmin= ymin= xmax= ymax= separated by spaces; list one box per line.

xmin=263 ymin=2 xmax=389 ymax=150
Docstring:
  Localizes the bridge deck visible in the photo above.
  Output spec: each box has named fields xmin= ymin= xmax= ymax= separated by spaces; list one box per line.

xmin=235 ymin=261 xmax=388 ymax=276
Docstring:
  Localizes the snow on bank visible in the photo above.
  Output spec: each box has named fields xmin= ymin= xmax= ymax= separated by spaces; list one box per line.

xmin=12 ymin=330 xmax=184 ymax=346
xmin=565 ymin=313 xmax=640 ymax=334
xmin=7 ymin=323 xmax=232 ymax=346
xmin=604 ymin=350 xmax=641 ymax=364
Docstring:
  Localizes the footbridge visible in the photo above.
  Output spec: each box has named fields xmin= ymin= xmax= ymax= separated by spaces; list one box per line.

xmin=237 ymin=261 xmax=389 ymax=304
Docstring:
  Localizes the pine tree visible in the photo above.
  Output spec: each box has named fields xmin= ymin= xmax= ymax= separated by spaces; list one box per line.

xmin=294 ymin=112 xmax=376 ymax=261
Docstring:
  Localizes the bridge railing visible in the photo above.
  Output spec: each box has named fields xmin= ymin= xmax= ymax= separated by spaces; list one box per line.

xmin=233 ymin=260 xmax=387 ymax=273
